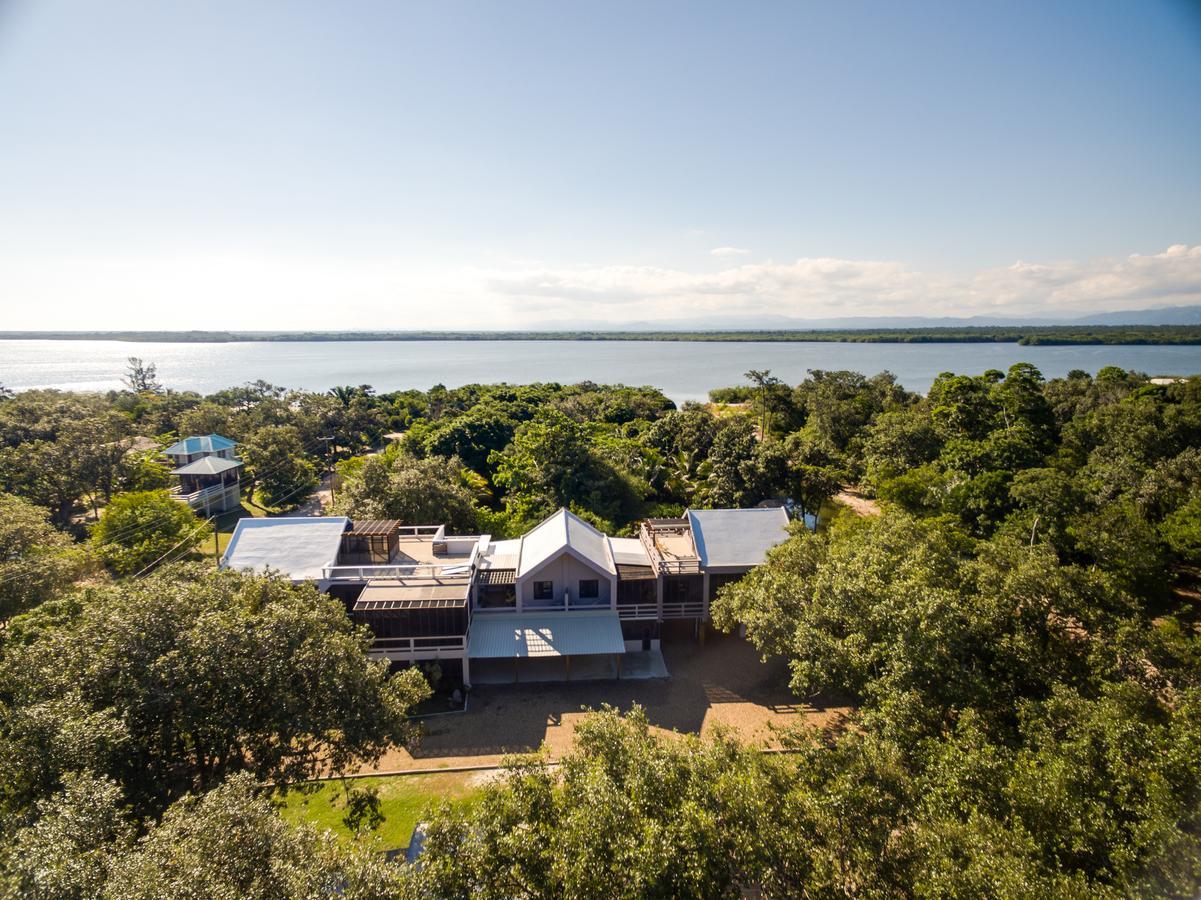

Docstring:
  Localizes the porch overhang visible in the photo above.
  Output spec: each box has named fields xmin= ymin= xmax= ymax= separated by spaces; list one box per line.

xmin=467 ymin=610 xmax=624 ymax=659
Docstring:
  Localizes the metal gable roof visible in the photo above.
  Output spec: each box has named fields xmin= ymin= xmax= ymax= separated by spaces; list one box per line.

xmin=686 ymin=507 xmax=791 ymax=568
xmin=466 ymin=610 xmax=625 ymax=658
xmin=170 ymin=456 xmax=242 ymax=476
xmin=516 ymin=508 xmax=615 ymax=578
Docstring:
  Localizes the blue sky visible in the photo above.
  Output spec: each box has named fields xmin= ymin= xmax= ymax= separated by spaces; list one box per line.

xmin=1 ymin=0 xmax=1199 ymax=328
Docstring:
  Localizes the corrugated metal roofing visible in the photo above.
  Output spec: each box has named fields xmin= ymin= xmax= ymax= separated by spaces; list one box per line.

xmin=477 ymin=568 xmax=517 ymax=586
xmin=467 ymin=610 xmax=625 ymax=658
xmin=221 ymin=517 xmax=349 ymax=582
xmin=163 ymin=434 xmax=237 ymax=456
xmin=171 ymin=456 xmax=242 ymax=476
xmin=354 ymin=578 xmax=470 ymax=609
xmin=616 ymin=564 xmax=655 ymax=581
xmin=517 ymin=508 xmax=614 ymax=578
xmin=686 ymin=507 xmax=790 ymax=568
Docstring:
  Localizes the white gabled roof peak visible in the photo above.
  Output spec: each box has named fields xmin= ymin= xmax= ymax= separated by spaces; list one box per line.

xmin=516 ymin=508 xmax=615 ymax=578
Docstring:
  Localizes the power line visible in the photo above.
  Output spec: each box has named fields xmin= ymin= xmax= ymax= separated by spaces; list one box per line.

xmin=131 ymin=517 xmax=213 ymax=579
xmin=1 ymin=434 xmax=335 ymax=590
xmin=80 ymin=435 xmax=327 ymax=551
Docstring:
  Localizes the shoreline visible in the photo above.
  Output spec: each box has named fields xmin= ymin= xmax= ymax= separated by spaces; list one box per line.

xmin=1 ymin=326 xmax=1200 ymax=347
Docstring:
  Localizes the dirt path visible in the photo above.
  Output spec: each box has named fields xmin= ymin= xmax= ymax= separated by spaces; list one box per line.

xmin=291 ymin=471 xmax=335 ymax=517
xmin=833 ymin=489 xmax=881 ymax=517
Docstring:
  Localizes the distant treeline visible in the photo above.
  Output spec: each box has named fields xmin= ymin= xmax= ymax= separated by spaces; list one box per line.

xmin=2 ymin=326 xmax=1201 ymax=345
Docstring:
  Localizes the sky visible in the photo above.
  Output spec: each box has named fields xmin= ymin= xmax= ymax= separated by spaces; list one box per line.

xmin=1 ymin=0 xmax=1200 ymax=329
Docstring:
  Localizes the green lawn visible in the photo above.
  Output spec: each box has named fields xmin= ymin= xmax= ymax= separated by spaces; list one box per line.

xmin=199 ymin=501 xmax=268 ymax=561
xmin=276 ymin=772 xmax=483 ymax=851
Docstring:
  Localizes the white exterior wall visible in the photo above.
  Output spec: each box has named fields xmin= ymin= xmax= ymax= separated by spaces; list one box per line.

xmin=519 ymin=553 xmax=614 ymax=608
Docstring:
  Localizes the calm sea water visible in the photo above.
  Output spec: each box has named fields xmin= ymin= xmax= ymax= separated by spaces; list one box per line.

xmin=1 ymin=339 xmax=1199 ymax=405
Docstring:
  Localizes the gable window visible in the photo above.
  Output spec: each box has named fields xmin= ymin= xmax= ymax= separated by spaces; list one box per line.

xmin=533 ymin=581 xmax=554 ymax=601
xmin=578 ymin=579 xmax=599 ymax=599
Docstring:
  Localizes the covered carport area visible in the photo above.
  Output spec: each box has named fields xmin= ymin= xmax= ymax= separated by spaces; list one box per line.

xmin=465 ymin=609 xmax=628 ymax=686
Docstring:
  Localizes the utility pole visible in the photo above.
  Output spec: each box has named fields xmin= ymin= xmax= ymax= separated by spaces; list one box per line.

xmin=319 ymin=436 xmax=335 ymax=504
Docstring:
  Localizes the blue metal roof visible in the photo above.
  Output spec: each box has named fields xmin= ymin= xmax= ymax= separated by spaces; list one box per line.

xmin=163 ymin=433 xmax=237 ymax=456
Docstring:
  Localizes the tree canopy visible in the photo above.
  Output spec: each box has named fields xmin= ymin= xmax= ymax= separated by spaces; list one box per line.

xmin=88 ymin=490 xmax=209 ymax=576
xmin=0 ymin=566 xmax=429 ymax=821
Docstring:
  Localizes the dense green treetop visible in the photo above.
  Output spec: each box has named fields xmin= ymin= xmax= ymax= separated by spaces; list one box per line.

xmin=0 ymin=566 xmax=429 ymax=822
xmin=88 ymin=490 xmax=209 ymax=577
xmin=0 ymin=493 xmax=91 ymax=621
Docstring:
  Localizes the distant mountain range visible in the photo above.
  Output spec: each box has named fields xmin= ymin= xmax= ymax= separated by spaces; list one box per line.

xmin=526 ymin=305 xmax=1201 ymax=331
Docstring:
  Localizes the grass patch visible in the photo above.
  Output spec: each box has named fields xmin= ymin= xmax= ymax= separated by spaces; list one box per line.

xmin=276 ymin=771 xmax=484 ymax=851
xmin=197 ymin=502 xmax=268 ymax=561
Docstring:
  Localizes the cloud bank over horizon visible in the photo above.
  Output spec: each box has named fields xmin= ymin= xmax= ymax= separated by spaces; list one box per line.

xmin=488 ymin=244 xmax=1201 ymax=324
xmin=2 ymin=244 xmax=1199 ymax=330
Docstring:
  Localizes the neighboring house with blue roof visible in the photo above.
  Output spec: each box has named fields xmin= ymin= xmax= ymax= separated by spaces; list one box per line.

xmin=162 ymin=433 xmax=239 ymax=466
xmin=165 ymin=433 xmax=243 ymax=514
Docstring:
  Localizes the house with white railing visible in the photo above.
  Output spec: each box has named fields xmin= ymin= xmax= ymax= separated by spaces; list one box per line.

xmin=164 ymin=433 xmax=243 ymax=514
xmin=219 ymin=506 xmax=790 ymax=688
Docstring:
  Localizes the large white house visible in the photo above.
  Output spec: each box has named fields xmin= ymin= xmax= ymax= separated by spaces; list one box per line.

xmin=221 ymin=506 xmax=791 ymax=687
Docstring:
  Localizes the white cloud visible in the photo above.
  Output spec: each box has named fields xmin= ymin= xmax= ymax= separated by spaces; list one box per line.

xmin=709 ymin=246 xmax=752 ymax=258
xmin=487 ymin=245 xmax=1201 ymax=322
xmin=2 ymin=244 xmax=1199 ymax=329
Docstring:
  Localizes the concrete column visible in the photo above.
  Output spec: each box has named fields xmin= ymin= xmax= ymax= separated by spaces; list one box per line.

xmin=655 ymin=575 xmax=664 ymax=620
xmin=702 ymin=573 xmax=711 ymax=621
xmin=461 ymin=656 xmax=471 ymax=689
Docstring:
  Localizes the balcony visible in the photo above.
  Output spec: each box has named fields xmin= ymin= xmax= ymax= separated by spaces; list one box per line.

xmin=365 ymin=634 xmax=467 ymax=661
xmin=169 ymin=481 xmax=231 ymax=508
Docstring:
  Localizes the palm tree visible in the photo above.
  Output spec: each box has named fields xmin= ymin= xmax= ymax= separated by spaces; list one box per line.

xmin=744 ymin=369 xmax=784 ymax=439
xmin=328 ymin=385 xmax=359 ymax=409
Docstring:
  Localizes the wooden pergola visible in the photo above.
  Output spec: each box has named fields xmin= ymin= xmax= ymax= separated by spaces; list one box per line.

xmin=340 ymin=519 xmax=401 ymax=564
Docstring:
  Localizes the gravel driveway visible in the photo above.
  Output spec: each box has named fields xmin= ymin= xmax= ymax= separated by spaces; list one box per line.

xmin=356 ymin=625 xmax=852 ymax=774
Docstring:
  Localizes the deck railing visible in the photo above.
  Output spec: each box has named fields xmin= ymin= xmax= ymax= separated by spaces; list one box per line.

xmin=366 ymin=634 xmax=466 ymax=659
xmin=617 ymin=603 xmax=659 ymax=620
xmin=661 ymin=600 xmax=706 ymax=619
xmin=322 ymin=562 xmax=472 ymax=581
xmin=617 ymin=600 xmax=706 ymax=619
xmin=638 ymin=523 xmax=702 ymax=574
xmin=169 ymin=482 xmax=231 ymax=507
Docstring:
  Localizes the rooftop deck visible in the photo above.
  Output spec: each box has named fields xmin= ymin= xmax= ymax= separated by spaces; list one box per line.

xmin=393 ymin=531 xmax=474 ymax=566
xmin=324 ymin=525 xmax=479 ymax=582
xmin=639 ymin=518 xmax=701 ymax=574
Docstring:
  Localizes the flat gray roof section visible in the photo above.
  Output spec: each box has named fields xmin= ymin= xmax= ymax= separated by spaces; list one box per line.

xmin=467 ymin=610 xmax=625 ymax=659
xmin=608 ymin=536 xmax=651 ymax=568
xmin=221 ymin=517 xmax=350 ymax=582
xmin=686 ymin=507 xmax=790 ymax=568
